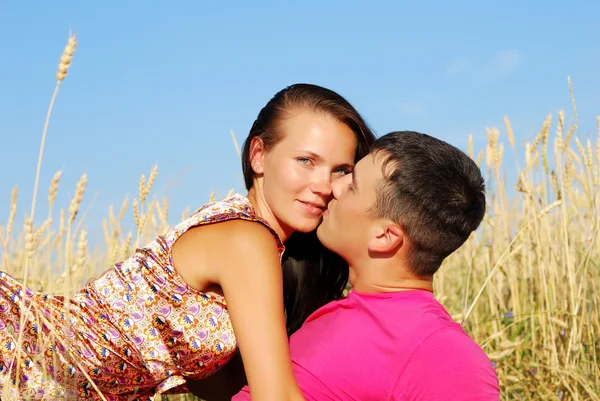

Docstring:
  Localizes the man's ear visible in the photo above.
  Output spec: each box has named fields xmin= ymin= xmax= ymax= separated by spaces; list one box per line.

xmin=249 ymin=137 xmax=266 ymax=174
xmin=367 ymin=221 xmax=404 ymax=254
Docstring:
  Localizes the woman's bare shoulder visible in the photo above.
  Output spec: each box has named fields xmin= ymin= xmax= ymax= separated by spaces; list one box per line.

xmin=171 ymin=219 xmax=280 ymax=290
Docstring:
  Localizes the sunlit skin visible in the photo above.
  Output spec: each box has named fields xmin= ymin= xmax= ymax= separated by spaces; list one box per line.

xmin=246 ymin=108 xmax=359 ymax=242
xmin=317 ymin=153 xmax=434 ymax=294
xmin=181 ymin=109 xmax=360 ymax=401
xmin=88 ymin=109 xmax=360 ymax=401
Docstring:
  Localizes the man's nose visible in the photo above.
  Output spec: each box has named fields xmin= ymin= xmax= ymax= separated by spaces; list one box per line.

xmin=332 ymin=174 xmax=351 ymax=199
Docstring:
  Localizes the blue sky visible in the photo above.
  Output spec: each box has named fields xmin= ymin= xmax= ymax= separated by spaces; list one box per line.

xmin=1 ymin=1 xmax=599 ymax=247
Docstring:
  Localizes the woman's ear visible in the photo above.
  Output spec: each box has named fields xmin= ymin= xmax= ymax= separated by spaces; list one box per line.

xmin=249 ymin=137 xmax=266 ymax=174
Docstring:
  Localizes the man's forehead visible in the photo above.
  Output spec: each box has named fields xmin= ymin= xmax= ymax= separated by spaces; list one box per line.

xmin=354 ymin=153 xmax=384 ymax=184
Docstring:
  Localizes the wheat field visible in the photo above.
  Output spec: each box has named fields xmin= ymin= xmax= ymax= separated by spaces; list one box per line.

xmin=1 ymin=34 xmax=599 ymax=401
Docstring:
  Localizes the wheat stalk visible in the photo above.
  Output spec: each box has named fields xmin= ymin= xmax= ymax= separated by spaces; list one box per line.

xmin=13 ymin=34 xmax=77 ymax=391
xmin=462 ymin=199 xmax=562 ymax=325
xmin=504 ymin=116 xmax=515 ymax=151
xmin=230 ymin=130 xmax=241 ymax=158
xmin=30 ymin=34 xmax=77 ymax=223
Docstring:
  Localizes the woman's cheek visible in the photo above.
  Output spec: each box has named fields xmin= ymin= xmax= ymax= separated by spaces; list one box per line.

xmin=330 ymin=172 xmax=348 ymax=184
xmin=285 ymin=163 xmax=309 ymax=186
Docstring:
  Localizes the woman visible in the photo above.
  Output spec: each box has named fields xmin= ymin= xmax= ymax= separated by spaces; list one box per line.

xmin=0 ymin=83 xmax=376 ymax=400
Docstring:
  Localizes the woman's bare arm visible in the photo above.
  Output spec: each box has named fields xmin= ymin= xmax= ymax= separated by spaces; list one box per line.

xmin=172 ymin=219 xmax=305 ymax=401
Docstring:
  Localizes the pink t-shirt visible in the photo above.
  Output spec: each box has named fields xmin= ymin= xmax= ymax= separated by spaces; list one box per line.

xmin=232 ymin=289 xmax=499 ymax=400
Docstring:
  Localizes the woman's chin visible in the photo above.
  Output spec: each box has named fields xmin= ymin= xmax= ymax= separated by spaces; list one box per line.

xmin=291 ymin=219 xmax=321 ymax=234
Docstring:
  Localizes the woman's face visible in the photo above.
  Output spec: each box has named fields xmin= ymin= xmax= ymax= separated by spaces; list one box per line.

xmin=251 ymin=108 xmax=358 ymax=237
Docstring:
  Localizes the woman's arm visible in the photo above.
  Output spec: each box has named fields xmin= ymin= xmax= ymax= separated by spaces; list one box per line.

xmin=172 ymin=219 xmax=305 ymax=401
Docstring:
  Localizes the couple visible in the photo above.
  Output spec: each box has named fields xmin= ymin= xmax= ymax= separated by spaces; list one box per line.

xmin=0 ymin=83 xmax=499 ymax=400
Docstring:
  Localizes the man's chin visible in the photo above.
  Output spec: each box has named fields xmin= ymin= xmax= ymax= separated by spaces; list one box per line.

xmin=316 ymin=225 xmax=332 ymax=249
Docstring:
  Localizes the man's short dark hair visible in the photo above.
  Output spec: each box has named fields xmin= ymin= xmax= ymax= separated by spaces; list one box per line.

xmin=369 ymin=131 xmax=486 ymax=277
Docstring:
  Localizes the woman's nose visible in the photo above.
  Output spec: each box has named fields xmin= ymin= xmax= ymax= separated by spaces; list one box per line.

xmin=311 ymin=174 xmax=332 ymax=197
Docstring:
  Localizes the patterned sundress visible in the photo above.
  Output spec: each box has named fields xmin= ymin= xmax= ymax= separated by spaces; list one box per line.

xmin=0 ymin=194 xmax=284 ymax=400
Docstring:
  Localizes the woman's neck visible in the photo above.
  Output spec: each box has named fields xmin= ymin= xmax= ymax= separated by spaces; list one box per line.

xmin=246 ymin=186 xmax=293 ymax=243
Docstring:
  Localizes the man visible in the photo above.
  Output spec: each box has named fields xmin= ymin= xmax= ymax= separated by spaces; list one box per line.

xmin=232 ymin=130 xmax=499 ymax=400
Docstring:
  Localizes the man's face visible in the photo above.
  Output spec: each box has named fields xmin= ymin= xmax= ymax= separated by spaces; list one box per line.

xmin=317 ymin=153 xmax=383 ymax=263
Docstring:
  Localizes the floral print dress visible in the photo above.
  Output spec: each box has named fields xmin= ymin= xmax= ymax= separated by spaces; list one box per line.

xmin=0 ymin=194 xmax=284 ymax=400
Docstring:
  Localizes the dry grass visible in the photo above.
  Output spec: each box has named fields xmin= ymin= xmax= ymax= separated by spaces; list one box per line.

xmin=0 ymin=36 xmax=598 ymax=401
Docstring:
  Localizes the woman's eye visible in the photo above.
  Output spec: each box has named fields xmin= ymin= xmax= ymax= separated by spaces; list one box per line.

xmin=297 ymin=158 xmax=312 ymax=165
xmin=334 ymin=168 xmax=352 ymax=176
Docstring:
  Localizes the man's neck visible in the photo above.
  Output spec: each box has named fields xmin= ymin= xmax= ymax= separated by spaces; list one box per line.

xmin=351 ymin=279 xmax=433 ymax=294
xmin=349 ymin=260 xmax=433 ymax=294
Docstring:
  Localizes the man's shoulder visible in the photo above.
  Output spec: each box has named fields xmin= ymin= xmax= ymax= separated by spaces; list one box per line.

xmin=420 ymin=325 xmax=488 ymax=355
xmin=411 ymin=325 xmax=494 ymax=370
xmin=393 ymin=325 xmax=500 ymax=399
